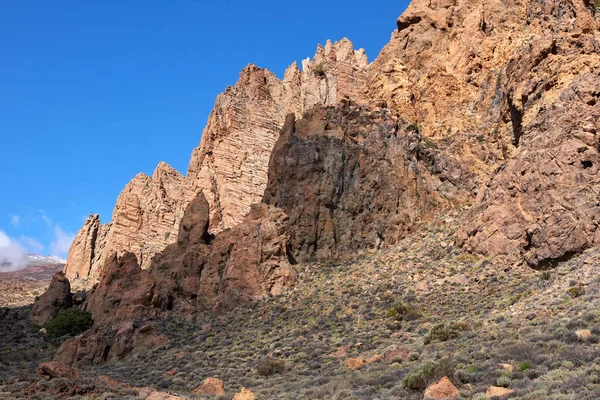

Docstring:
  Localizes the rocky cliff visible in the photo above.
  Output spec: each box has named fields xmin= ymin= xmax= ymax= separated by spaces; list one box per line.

xmin=65 ymin=39 xmax=370 ymax=286
xmin=64 ymin=162 xmax=185 ymax=283
xmin=47 ymin=0 xmax=600 ymax=370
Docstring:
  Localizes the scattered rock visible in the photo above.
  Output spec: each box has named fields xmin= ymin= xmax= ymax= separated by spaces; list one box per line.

xmin=36 ymin=361 xmax=80 ymax=380
xmin=97 ymin=375 xmax=129 ymax=389
xmin=486 ymin=386 xmax=515 ymax=398
xmin=138 ymin=387 xmax=156 ymax=399
xmin=366 ymin=354 xmax=383 ymax=364
xmin=346 ymin=358 xmax=365 ymax=370
xmin=146 ymin=392 xmax=186 ymax=400
xmin=192 ymin=377 xmax=225 ymax=396
xmin=233 ymin=387 xmax=256 ymax=400
xmin=423 ymin=376 xmax=460 ymax=399
xmin=576 ymin=329 xmax=592 ymax=341
xmin=498 ymin=363 xmax=514 ymax=374
xmin=331 ymin=345 xmax=351 ymax=358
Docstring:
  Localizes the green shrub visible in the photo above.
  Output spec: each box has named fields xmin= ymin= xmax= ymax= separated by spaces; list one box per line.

xmin=45 ymin=308 xmax=93 ymax=338
xmin=386 ymin=302 xmax=422 ymax=322
xmin=402 ymin=359 xmax=455 ymax=391
xmin=518 ymin=361 xmax=534 ymax=371
xmin=496 ymin=375 xmax=512 ymax=387
xmin=424 ymin=322 xmax=469 ymax=345
xmin=257 ymin=358 xmax=286 ymax=377
xmin=567 ymin=284 xmax=585 ymax=298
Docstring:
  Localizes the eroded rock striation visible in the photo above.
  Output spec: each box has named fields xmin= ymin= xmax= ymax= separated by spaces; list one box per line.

xmin=64 ymin=162 xmax=185 ymax=283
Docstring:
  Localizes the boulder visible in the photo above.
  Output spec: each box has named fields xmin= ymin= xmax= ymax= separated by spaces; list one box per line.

xmin=423 ymin=376 xmax=460 ymax=400
xmin=486 ymin=386 xmax=515 ymax=398
xmin=192 ymin=377 xmax=225 ymax=396
xmin=233 ymin=387 xmax=255 ymax=400
xmin=29 ymin=272 xmax=71 ymax=325
xmin=36 ymin=361 xmax=80 ymax=380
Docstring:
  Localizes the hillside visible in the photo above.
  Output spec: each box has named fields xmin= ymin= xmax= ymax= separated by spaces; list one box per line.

xmin=2 ymin=0 xmax=600 ymax=398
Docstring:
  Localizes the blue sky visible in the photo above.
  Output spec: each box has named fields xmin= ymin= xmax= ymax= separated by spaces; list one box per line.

xmin=0 ymin=0 xmax=409 ymax=259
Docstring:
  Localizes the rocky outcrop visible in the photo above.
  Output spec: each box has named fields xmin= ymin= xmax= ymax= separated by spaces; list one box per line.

xmin=263 ymin=101 xmax=459 ymax=259
xmin=150 ymin=193 xmax=295 ymax=310
xmin=36 ymin=361 xmax=81 ymax=380
xmin=192 ymin=378 xmax=225 ymax=396
xmin=53 ymin=320 xmax=169 ymax=367
xmin=424 ymin=376 xmax=460 ymax=400
xmin=354 ymin=0 xmax=600 ymax=265
xmin=84 ymin=252 xmax=155 ymax=327
xmin=64 ymin=162 xmax=184 ymax=283
xmin=29 ymin=272 xmax=71 ymax=325
xmin=66 ymin=39 xmax=369 ymax=287
xmin=63 ymin=214 xmax=103 ymax=281
xmin=54 ymin=192 xmax=295 ymax=366
xmin=183 ymin=39 xmax=370 ymax=234
xmin=452 ymin=0 xmax=600 ymax=265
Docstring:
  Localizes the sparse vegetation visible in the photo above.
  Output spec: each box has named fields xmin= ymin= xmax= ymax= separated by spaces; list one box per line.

xmin=4 ymin=215 xmax=600 ymax=399
xmin=313 ymin=61 xmax=326 ymax=78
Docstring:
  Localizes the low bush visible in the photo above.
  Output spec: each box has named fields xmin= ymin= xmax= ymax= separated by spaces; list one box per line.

xmin=257 ymin=358 xmax=286 ymax=377
xmin=403 ymin=359 xmax=454 ymax=391
xmin=424 ymin=322 xmax=469 ymax=345
xmin=386 ymin=302 xmax=422 ymax=322
xmin=45 ymin=308 xmax=93 ymax=338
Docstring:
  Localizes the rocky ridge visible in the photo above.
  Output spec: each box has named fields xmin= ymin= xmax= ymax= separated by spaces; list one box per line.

xmin=23 ymin=0 xmax=600 ymax=397
xmin=64 ymin=39 xmax=370 ymax=286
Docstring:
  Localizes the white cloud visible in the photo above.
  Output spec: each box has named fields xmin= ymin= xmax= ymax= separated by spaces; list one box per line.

xmin=0 ymin=230 xmax=27 ymax=271
xmin=50 ymin=225 xmax=74 ymax=256
xmin=8 ymin=214 xmax=20 ymax=227
xmin=19 ymin=236 xmax=44 ymax=253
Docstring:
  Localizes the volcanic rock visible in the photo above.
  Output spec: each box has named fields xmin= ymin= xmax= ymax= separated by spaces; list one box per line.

xmin=264 ymin=102 xmax=452 ymax=259
xmin=65 ymin=40 xmax=369 ymax=288
xmin=457 ymin=72 xmax=600 ymax=266
xmin=29 ymin=272 xmax=72 ymax=325
xmin=233 ymin=387 xmax=256 ymax=400
xmin=64 ymin=162 xmax=185 ymax=283
xmin=192 ymin=377 xmax=225 ymax=396
xmin=423 ymin=376 xmax=459 ymax=399
xmin=485 ymin=386 xmax=515 ymax=398
xmin=36 ymin=361 xmax=81 ymax=380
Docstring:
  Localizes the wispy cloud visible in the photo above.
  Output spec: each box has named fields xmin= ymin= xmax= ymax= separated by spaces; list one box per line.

xmin=0 ymin=230 xmax=27 ymax=271
xmin=50 ymin=225 xmax=74 ymax=256
xmin=8 ymin=214 xmax=20 ymax=227
xmin=19 ymin=236 xmax=44 ymax=253
xmin=38 ymin=210 xmax=75 ymax=257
